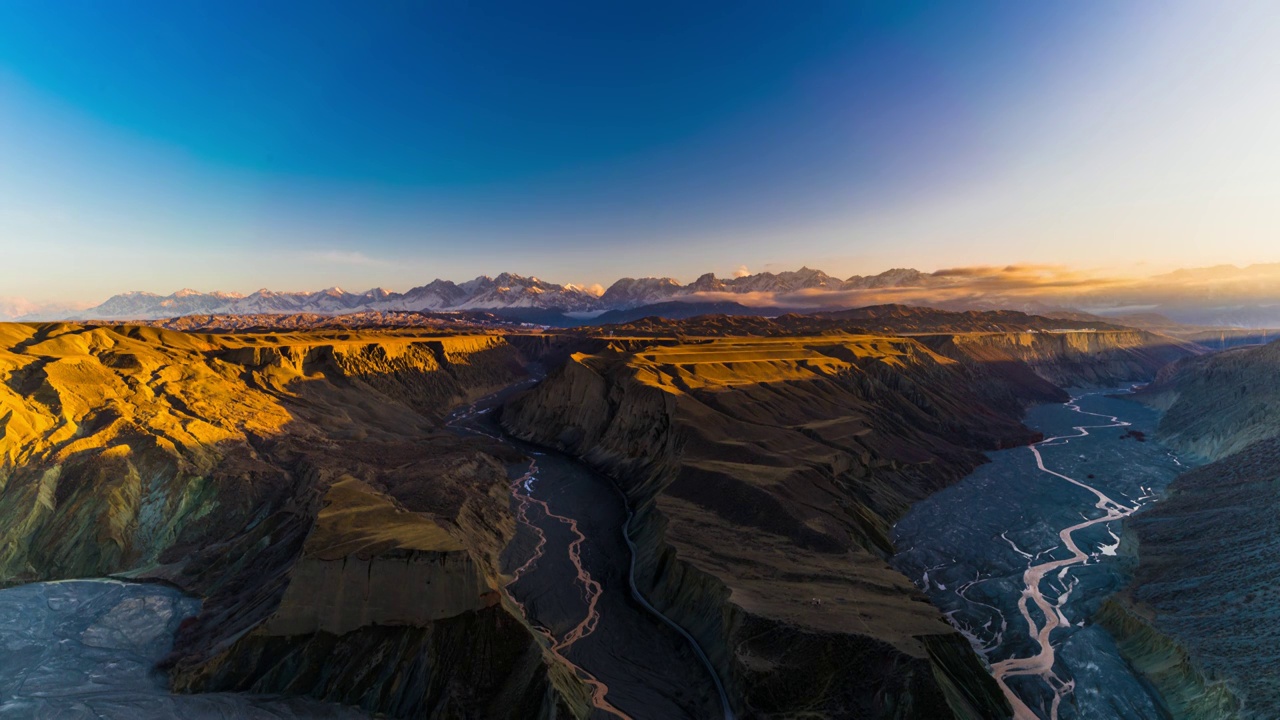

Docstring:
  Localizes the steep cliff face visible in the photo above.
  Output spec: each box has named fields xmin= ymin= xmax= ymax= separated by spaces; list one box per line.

xmin=918 ymin=329 xmax=1202 ymax=389
xmin=503 ymin=335 xmax=1039 ymax=719
xmin=170 ymin=476 xmax=583 ymax=718
xmin=0 ymin=321 xmax=1200 ymax=717
xmin=1116 ymin=438 xmax=1280 ymax=718
xmin=0 ymin=323 xmax=587 ymax=718
xmin=1108 ymin=340 xmax=1280 ymax=718
xmin=1135 ymin=339 xmax=1280 ymax=460
xmin=1094 ymin=597 xmax=1241 ymax=719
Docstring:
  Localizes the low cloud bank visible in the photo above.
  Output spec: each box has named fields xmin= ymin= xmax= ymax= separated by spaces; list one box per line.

xmin=670 ymin=263 xmax=1280 ymax=326
xmin=0 ymin=297 xmax=93 ymax=321
xmin=676 ymin=265 xmax=1129 ymax=310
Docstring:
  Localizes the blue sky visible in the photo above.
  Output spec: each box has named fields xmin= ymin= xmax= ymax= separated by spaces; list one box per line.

xmin=2 ymin=1 xmax=1278 ymax=305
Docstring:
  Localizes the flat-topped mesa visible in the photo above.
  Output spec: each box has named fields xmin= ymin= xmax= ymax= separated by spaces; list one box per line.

xmin=206 ymin=333 xmax=525 ymax=415
xmin=261 ymin=476 xmax=483 ymax=637
xmin=170 ymin=472 xmax=581 ymax=718
xmin=917 ymin=328 xmax=1204 ymax=388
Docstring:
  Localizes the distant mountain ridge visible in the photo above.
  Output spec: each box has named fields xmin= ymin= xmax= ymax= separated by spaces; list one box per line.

xmin=25 ymin=262 xmax=1280 ymax=326
xmin=600 ymin=266 xmax=949 ymax=307
xmin=59 ymin=267 xmax=950 ymax=321
xmin=77 ymin=273 xmax=608 ymax=320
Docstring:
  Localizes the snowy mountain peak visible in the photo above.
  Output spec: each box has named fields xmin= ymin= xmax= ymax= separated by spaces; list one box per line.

xmin=61 ymin=267 xmax=966 ymax=321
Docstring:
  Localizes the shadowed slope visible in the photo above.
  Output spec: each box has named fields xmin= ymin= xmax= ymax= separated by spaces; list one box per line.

xmin=503 ymin=334 xmax=1042 ymax=719
xmin=502 ymin=321 xmax=1197 ymax=719
xmin=1101 ymin=340 xmax=1280 ymax=718
xmin=0 ymin=323 xmax=588 ymax=719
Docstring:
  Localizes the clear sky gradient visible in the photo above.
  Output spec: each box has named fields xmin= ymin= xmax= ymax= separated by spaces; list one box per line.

xmin=2 ymin=1 xmax=1278 ymax=305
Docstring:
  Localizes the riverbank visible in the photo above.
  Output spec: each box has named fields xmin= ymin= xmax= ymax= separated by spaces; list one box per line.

xmin=1115 ymin=342 xmax=1280 ymax=718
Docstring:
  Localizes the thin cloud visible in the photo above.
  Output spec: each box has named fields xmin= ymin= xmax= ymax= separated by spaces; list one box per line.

xmin=661 ymin=264 xmax=1280 ymax=319
xmin=0 ymin=296 xmax=40 ymax=319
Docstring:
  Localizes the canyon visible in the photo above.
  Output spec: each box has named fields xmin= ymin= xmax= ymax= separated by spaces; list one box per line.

xmin=0 ymin=314 xmax=1210 ymax=718
xmin=10 ymin=7 xmax=1280 ymax=720
xmin=894 ymin=392 xmax=1189 ymax=719
xmin=498 ymin=322 xmax=1197 ymax=718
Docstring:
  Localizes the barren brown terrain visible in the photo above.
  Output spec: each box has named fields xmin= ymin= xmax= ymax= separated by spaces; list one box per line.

xmin=0 ymin=317 xmax=1200 ymax=719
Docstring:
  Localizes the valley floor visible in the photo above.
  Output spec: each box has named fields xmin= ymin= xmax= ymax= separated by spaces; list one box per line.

xmin=893 ymin=392 xmax=1185 ymax=720
xmin=0 ymin=579 xmax=366 ymax=718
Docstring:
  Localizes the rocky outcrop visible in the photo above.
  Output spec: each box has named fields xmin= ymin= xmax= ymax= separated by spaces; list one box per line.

xmin=0 ymin=321 xmax=1200 ymax=718
xmin=254 ymin=476 xmax=497 ymax=637
xmin=0 ymin=323 xmax=588 ymax=718
xmin=502 ymin=336 xmax=1038 ymax=719
xmin=170 ymin=477 xmax=584 ymax=718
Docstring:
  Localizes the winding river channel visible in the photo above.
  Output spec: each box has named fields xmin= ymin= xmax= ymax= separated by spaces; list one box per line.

xmin=893 ymin=390 xmax=1185 ymax=720
xmin=448 ymin=385 xmax=731 ymax=720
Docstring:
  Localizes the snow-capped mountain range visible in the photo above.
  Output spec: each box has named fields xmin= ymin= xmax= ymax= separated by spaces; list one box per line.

xmin=22 ymin=263 xmax=1280 ymax=327
xmin=63 ymin=267 xmax=946 ymax=320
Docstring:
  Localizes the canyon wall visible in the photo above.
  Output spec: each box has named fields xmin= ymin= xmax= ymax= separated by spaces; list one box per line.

xmin=0 ymin=323 xmax=588 ymax=718
xmin=1136 ymin=340 xmax=1280 ymax=460
xmin=918 ymin=329 xmax=1202 ymax=389
xmin=1105 ymin=340 xmax=1280 ymax=718
xmin=0 ymin=322 xmax=1199 ymax=718
xmin=502 ymin=329 xmax=1198 ymax=719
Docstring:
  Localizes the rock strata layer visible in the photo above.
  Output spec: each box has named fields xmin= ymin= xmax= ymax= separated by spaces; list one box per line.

xmin=503 ymin=327 xmax=1196 ymax=718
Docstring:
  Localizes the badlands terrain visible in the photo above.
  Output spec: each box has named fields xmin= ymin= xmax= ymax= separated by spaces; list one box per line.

xmin=0 ymin=309 xmax=1230 ymax=718
xmin=0 ymin=323 xmax=587 ymax=717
